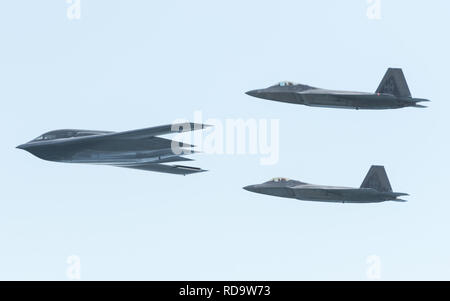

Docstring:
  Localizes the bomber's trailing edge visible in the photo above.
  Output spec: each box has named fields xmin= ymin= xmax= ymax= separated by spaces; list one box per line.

xmin=244 ymin=166 xmax=408 ymax=203
xmin=17 ymin=123 xmax=210 ymax=175
xmin=246 ymin=68 xmax=429 ymax=110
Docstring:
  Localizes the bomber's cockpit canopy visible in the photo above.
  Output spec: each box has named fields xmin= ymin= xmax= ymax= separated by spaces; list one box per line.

xmin=31 ymin=130 xmax=111 ymax=142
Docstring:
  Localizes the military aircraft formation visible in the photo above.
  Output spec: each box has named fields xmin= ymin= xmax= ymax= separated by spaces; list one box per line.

xmin=18 ymin=68 xmax=427 ymax=203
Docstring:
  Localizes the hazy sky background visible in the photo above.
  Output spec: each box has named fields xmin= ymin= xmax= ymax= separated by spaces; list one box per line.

xmin=0 ymin=0 xmax=449 ymax=280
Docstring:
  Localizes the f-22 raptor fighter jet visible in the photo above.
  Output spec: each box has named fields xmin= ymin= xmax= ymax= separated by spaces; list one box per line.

xmin=246 ymin=68 xmax=429 ymax=110
xmin=244 ymin=166 xmax=408 ymax=203
xmin=17 ymin=123 xmax=209 ymax=175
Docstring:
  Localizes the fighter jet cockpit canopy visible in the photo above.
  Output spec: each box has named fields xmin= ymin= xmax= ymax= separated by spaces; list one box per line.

xmin=270 ymin=177 xmax=291 ymax=183
xmin=277 ymin=81 xmax=294 ymax=87
xmin=272 ymin=82 xmax=314 ymax=91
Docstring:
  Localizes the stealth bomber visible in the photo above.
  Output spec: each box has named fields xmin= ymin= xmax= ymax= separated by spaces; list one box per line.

xmin=246 ymin=68 xmax=429 ymax=110
xmin=17 ymin=123 xmax=209 ymax=175
xmin=244 ymin=166 xmax=408 ymax=203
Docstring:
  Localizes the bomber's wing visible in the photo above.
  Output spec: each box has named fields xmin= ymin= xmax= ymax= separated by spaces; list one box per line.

xmin=35 ymin=123 xmax=210 ymax=147
xmin=113 ymin=162 xmax=207 ymax=175
xmin=103 ymin=123 xmax=210 ymax=140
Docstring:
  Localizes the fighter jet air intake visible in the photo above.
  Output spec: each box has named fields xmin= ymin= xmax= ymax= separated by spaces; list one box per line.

xmin=17 ymin=123 xmax=210 ymax=175
xmin=246 ymin=68 xmax=430 ymax=110
xmin=244 ymin=166 xmax=408 ymax=203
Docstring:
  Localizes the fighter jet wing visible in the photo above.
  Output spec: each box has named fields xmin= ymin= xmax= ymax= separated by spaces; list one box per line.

xmin=293 ymin=187 xmax=352 ymax=197
xmin=114 ymin=162 xmax=207 ymax=175
xmin=320 ymin=189 xmax=346 ymax=197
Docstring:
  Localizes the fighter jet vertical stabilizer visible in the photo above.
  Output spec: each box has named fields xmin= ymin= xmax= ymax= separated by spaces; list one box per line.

xmin=360 ymin=165 xmax=393 ymax=192
xmin=375 ymin=68 xmax=411 ymax=98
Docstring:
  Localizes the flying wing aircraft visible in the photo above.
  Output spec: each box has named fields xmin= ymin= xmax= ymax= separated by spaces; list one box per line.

xmin=246 ymin=68 xmax=430 ymax=110
xmin=17 ymin=123 xmax=210 ymax=175
xmin=244 ymin=166 xmax=408 ymax=203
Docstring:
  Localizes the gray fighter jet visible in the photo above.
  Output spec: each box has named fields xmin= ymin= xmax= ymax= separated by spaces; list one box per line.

xmin=17 ymin=123 xmax=209 ymax=175
xmin=244 ymin=166 xmax=408 ymax=203
xmin=246 ymin=68 xmax=429 ymax=110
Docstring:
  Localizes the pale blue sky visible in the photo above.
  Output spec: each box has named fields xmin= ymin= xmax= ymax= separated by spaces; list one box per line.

xmin=0 ymin=0 xmax=449 ymax=280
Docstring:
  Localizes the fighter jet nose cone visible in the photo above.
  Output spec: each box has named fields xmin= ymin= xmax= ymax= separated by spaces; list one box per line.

xmin=243 ymin=185 xmax=258 ymax=192
xmin=246 ymin=90 xmax=260 ymax=97
xmin=16 ymin=144 xmax=26 ymax=150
